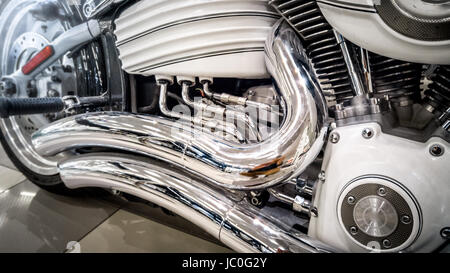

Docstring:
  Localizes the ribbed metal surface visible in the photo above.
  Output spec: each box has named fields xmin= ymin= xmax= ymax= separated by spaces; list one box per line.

xmin=114 ymin=0 xmax=278 ymax=78
xmin=426 ymin=65 xmax=450 ymax=112
xmin=269 ymin=0 xmax=354 ymax=104
xmin=368 ymin=53 xmax=423 ymax=100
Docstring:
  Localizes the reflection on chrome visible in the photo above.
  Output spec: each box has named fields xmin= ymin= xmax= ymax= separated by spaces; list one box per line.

xmin=32 ymin=20 xmax=328 ymax=190
xmin=59 ymin=153 xmax=335 ymax=253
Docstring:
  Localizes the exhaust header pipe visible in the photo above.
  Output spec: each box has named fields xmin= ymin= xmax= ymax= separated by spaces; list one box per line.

xmin=58 ymin=153 xmax=334 ymax=253
xmin=32 ymin=20 xmax=328 ymax=190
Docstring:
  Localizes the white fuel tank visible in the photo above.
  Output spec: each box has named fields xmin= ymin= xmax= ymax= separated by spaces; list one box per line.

xmin=114 ymin=0 xmax=279 ymax=79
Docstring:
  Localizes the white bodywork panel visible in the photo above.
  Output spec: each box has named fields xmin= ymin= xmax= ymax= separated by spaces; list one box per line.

xmin=114 ymin=0 xmax=278 ymax=78
xmin=318 ymin=2 xmax=450 ymax=65
xmin=309 ymin=123 xmax=450 ymax=252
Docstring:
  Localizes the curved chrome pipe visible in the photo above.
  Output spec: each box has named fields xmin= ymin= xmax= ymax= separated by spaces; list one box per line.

xmin=58 ymin=153 xmax=335 ymax=253
xmin=32 ymin=20 xmax=328 ymax=190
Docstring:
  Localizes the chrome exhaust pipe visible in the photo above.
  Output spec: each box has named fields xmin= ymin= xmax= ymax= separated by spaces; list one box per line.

xmin=32 ymin=20 xmax=328 ymax=190
xmin=58 ymin=153 xmax=335 ymax=253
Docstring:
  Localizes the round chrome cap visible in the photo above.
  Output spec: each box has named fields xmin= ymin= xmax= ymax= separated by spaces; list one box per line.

xmin=353 ymin=196 xmax=398 ymax=238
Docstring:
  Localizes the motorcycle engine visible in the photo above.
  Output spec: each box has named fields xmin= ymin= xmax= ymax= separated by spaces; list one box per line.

xmin=114 ymin=0 xmax=450 ymax=252
xmin=270 ymin=0 xmax=450 ymax=252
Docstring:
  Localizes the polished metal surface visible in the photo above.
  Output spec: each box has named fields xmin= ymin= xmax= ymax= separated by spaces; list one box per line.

xmin=353 ymin=196 xmax=398 ymax=238
xmin=58 ymin=153 xmax=335 ymax=253
xmin=158 ymin=81 xmax=246 ymax=143
xmin=32 ymin=19 xmax=329 ymax=190
xmin=179 ymin=82 xmax=262 ymax=142
xmin=334 ymin=31 xmax=365 ymax=97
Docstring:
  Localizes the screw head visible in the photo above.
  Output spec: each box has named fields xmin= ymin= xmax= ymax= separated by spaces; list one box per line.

xmin=429 ymin=144 xmax=444 ymax=157
xmin=347 ymin=196 xmax=356 ymax=205
xmin=47 ymin=89 xmax=59 ymax=97
xmin=0 ymin=79 xmax=16 ymax=96
xmin=330 ymin=132 xmax=340 ymax=144
xmin=441 ymin=227 xmax=450 ymax=239
xmin=382 ymin=239 xmax=392 ymax=248
xmin=362 ymin=128 xmax=374 ymax=139
xmin=401 ymin=215 xmax=411 ymax=225
xmin=350 ymin=226 xmax=358 ymax=235
xmin=377 ymin=187 xmax=387 ymax=196
xmin=318 ymin=171 xmax=326 ymax=182
xmin=51 ymin=75 xmax=61 ymax=83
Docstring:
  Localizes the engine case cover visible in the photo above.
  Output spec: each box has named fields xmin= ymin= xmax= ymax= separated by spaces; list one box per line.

xmin=309 ymin=123 xmax=450 ymax=252
xmin=114 ymin=0 xmax=279 ymax=78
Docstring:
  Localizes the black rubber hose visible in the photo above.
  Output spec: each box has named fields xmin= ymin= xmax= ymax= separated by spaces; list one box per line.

xmin=0 ymin=97 xmax=65 ymax=118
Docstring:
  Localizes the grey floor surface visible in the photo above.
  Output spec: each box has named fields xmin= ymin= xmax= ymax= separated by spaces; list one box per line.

xmin=0 ymin=145 xmax=231 ymax=253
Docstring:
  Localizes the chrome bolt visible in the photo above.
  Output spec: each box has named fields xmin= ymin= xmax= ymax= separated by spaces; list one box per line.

xmin=47 ymin=89 xmax=59 ymax=97
xmin=330 ymin=132 xmax=340 ymax=144
xmin=377 ymin=187 xmax=387 ymax=196
xmin=318 ymin=171 xmax=326 ymax=182
xmin=362 ymin=128 xmax=374 ymax=139
xmin=429 ymin=144 xmax=444 ymax=157
xmin=401 ymin=215 xmax=411 ymax=225
xmin=350 ymin=226 xmax=358 ymax=235
xmin=347 ymin=196 xmax=356 ymax=205
xmin=382 ymin=239 xmax=392 ymax=248
xmin=251 ymin=197 xmax=261 ymax=206
xmin=441 ymin=227 xmax=450 ymax=239
xmin=0 ymin=79 xmax=16 ymax=96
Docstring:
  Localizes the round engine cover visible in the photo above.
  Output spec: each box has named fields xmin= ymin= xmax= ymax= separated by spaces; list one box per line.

xmin=337 ymin=177 xmax=421 ymax=252
xmin=317 ymin=0 xmax=450 ymax=64
xmin=114 ymin=0 xmax=279 ymax=78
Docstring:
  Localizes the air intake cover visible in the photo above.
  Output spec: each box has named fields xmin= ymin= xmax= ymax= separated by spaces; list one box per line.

xmin=317 ymin=0 xmax=450 ymax=64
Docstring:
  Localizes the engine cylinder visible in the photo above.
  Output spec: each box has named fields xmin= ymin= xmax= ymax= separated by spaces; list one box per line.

xmin=114 ymin=0 xmax=279 ymax=79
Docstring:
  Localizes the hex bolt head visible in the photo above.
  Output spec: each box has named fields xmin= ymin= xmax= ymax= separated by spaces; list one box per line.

xmin=362 ymin=128 xmax=374 ymax=139
xmin=330 ymin=132 xmax=340 ymax=144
